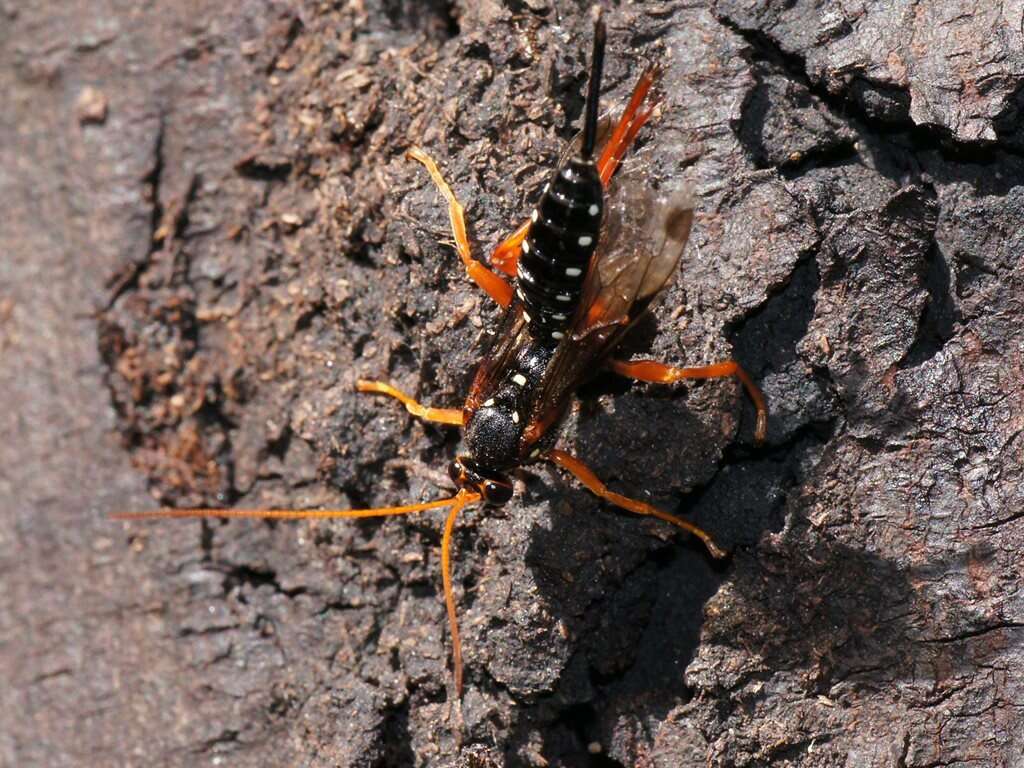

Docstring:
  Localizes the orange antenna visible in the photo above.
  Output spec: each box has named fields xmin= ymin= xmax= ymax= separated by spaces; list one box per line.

xmin=440 ymin=489 xmax=475 ymax=696
xmin=110 ymin=495 xmax=463 ymax=521
xmin=112 ymin=488 xmax=483 ymax=698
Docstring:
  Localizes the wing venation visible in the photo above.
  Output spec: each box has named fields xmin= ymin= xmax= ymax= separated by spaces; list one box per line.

xmin=532 ymin=165 xmax=696 ymax=416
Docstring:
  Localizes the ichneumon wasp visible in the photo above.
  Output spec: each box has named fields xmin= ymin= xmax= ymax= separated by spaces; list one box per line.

xmin=114 ymin=10 xmax=768 ymax=698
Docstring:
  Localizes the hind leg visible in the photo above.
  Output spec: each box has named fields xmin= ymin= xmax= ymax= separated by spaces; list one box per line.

xmin=407 ymin=148 xmax=513 ymax=307
xmin=489 ymin=66 xmax=662 ymax=277
xmin=609 ymin=358 xmax=768 ymax=443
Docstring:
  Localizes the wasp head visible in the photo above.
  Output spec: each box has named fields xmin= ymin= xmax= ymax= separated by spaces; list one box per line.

xmin=448 ymin=456 xmax=513 ymax=506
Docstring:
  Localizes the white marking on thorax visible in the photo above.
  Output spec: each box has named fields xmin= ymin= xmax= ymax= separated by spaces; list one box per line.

xmin=512 ymin=373 xmax=527 ymax=386
xmin=565 ymin=267 xmax=582 ymax=277
xmin=578 ymin=235 xmax=593 ymax=246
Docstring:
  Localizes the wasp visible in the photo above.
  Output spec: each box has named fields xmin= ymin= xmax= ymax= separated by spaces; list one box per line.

xmin=115 ymin=12 xmax=767 ymax=697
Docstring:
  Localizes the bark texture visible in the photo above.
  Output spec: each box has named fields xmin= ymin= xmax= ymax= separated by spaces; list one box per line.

xmin=2 ymin=1 xmax=1023 ymax=766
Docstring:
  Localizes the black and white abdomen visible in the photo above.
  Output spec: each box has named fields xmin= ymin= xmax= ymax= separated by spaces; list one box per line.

xmin=515 ymin=157 xmax=603 ymax=342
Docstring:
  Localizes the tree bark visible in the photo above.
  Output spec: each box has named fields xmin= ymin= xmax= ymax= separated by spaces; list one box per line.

xmin=2 ymin=1 xmax=1022 ymax=766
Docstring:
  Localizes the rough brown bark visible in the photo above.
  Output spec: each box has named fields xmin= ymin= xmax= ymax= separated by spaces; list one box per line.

xmin=2 ymin=1 xmax=1022 ymax=766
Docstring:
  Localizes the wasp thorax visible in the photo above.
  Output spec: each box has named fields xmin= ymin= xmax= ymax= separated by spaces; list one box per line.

xmin=463 ymin=398 xmax=524 ymax=471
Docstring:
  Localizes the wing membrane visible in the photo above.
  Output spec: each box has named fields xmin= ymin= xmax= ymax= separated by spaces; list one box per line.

xmin=533 ymin=166 xmax=696 ymax=416
xmin=465 ymin=301 xmax=530 ymax=410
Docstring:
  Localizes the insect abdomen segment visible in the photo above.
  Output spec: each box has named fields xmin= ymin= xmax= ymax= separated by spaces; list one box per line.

xmin=516 ymin=157 xmax=603 ymax=341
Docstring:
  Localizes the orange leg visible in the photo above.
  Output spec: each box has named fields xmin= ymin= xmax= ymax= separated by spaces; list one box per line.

xmin=487 ymin=66 xmax=661 ymax=276
xmin=407 ymin=147 xmax=513 ymax=307
xmin=597 ymin=64 xmax=660 ymax=186
xmin=609 ymin=358 xmax=768 ymax=443
xmin=545 ymin=449 xmax=726 ymax=559
xmin=490 ymin=221 xmax=529 ymax=277
xmin=356 ymin=379 xmax=464 ymax=426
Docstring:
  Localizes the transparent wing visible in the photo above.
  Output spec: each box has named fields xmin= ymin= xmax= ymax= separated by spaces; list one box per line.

xmin=464 ymin=302 xmax=530 ymax=410
xmin=576 ymin=175 xmax=693 ymax=337
xmin=531 ymin=167 xmax=695 ymax=417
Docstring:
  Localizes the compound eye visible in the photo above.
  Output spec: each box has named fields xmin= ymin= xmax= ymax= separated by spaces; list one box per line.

xmin=482 ymin=480 xmax=513 ymax=506
xmin=447 ymin=460 xmax=465 ymax=488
